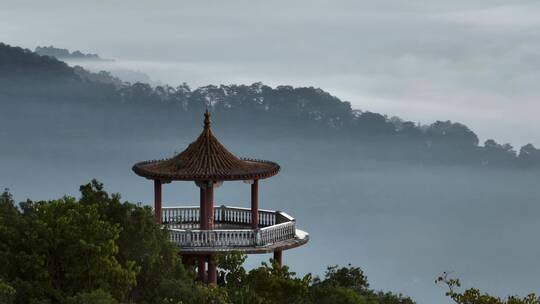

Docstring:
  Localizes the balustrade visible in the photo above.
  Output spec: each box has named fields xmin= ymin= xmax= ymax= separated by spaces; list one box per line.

xmin=162 ymin=205 xmax=297 ymax=248
xmin=163 ymin=205 xmax=277 ymax=228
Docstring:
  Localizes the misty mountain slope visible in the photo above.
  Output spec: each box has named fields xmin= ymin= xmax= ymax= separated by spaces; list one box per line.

xmin=1 ymin=42 xmax=540 ymax=168
xmin=35 ymin=45 xmax=155 ymax=85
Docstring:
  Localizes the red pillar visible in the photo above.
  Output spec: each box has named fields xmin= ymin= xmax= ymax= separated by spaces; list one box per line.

xmin=251 ymin=180 xmax=259 ymax=229
xmin=206 ymin=182 xmax=214 ymax=229
xmin=198 ymin=257 xmax=206 ymax=282
xmin=273 ymin=250 xmax=282 ymax=267
xmin=206 ymin=183 xmax=216 ymax=284
xmin=154 ymin=180 xmax=162 ymax=224
xmin=200 ymin=186 xmax=206 ymax=229
xmin=198 ymin=181 xmax=216 ymax=284
xmin=208 ymin=256 xmax=217 ymax=284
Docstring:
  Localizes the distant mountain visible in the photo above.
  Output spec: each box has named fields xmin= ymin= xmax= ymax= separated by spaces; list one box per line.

xmin=34 ymin=45 xmax=154 ymax=85
xmin=1 ymin=42 xmax=539 ymax=168
xmin=35 ymin=46 xmax=113 ymax=61
xmin=1 ymin=44 xmax=78 ymax=81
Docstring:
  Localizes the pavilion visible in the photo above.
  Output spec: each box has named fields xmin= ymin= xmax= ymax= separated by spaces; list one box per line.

xmin=132 ymin=111 xmax=309 ymax=284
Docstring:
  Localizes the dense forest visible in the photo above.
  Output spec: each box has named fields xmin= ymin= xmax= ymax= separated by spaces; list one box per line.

xmin=1 ymin=43 xmax=539 ymax=169
xmin=1 ymin=182 xmax=538 ymax=304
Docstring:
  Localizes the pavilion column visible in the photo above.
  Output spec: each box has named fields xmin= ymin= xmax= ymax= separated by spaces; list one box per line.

xmin=273 ymin=250 xmax=282 ymax=267
xmin=199 ymin=186 xmax=206 ymax=229
xmin=251 ymin=180 xmax=259 ymax=229
xmin=208 ymin=256 xmax=217 ymax=284
xmin=205 ymin=182 xmax=214 ymax=229
xmin=154 ymin=180 xmax=162 ymax=224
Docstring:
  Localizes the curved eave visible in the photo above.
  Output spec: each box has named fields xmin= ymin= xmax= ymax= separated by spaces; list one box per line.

xmin=132 ymin=158 xmax=280 ymax=181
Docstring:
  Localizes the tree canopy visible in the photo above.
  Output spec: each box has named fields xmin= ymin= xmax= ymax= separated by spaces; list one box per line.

xmin=0 ymin=182 xmax=417 ymax=304
xmin=437 ymin=272 xmax=540 ymax=304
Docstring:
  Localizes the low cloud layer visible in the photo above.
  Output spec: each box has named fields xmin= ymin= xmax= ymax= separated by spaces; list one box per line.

xmin=1 ymin=0 xmax=539 ymax=146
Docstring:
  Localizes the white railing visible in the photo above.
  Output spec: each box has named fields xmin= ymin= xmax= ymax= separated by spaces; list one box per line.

xmin=163 ymin=206 xmax=200 ymax=229
xmin=170 ymin=229 xmax=257 ymax=248
xmin=162 ymin=205 xmax=277 ymax=229
xmin=258 ymin=221 xmax=296 ymax=246
xmin=163 ymin=205 xmax=297 ymax=248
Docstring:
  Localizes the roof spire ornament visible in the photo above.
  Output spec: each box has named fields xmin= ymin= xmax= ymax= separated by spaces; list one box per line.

xmin=204 ymin=109 xmax=211 ymax=130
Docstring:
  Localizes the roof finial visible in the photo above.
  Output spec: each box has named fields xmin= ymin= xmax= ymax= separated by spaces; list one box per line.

xmin=204 ymin=109 xmax=211 ymax=129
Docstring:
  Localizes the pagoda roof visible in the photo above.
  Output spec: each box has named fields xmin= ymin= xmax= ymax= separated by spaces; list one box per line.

xmin=132 ymin=111 xmax=280 ymax=181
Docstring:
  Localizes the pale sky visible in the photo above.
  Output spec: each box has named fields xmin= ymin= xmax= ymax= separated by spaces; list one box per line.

xmin=1 ymin=0 xmax=539 ymax=147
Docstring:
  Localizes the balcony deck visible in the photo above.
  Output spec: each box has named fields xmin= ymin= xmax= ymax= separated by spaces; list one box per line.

xmin=163 ymin=205 xmax=309 ymax=254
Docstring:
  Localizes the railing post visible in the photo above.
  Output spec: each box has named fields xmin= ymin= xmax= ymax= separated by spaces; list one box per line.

xmin=275 ymin=211 xmax=282 ymax=224
xmin=255 ymin=229 xmax=262 ymax=246
xmin=221 ymin=205 xmax=226 ymax=224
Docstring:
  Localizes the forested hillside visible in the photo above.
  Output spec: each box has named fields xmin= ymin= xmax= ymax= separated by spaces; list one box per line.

xmin=1 ymin=42 xmax=539 ymax=168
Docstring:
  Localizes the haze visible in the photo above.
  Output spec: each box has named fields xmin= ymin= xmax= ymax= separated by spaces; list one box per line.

xmin=2 ymin=2 xmax=540 ymax=303
xmin=1 ymin=0 xmax=539 ymax=147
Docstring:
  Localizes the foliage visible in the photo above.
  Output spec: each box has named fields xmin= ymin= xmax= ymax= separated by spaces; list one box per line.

xmin=237 ymin=261 xmax=311 ymax=304
xmin=65 ymin=289 xmax=118 ymax=304
xmin=216 ymin=253 xmax=310 ymax=304
xmin=0 ymin=190 xmax=137 ymax=302
xmin=437 ymin=272 xmax=540 ymax=304
xmin=216 ymin=251 xmax=248 ymax=287
xmin=75 ymin=180 xmax=211 ymax=304
xmin=4 ymin=181 xmax=540 ymax=304
xmin=310 ymin=265 xmax=414 ymax=304
xmin=309 ymin=284 xmax=366 ymax=304
xmin=0 ymin=279 xmax=16 ymax=304
xmin=311 ymin=265 xmax=369 ymax=293
xmin=0 ymin=182 xmax=215 ymax=304
xmin=0 ymin=181 xmax=422 ymax=304
xmin=216 ymin=253 xmax=414 ymax=304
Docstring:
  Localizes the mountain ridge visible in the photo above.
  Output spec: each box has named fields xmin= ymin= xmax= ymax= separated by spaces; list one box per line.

xmin=1 ymin=42 xmax=539 ymax=168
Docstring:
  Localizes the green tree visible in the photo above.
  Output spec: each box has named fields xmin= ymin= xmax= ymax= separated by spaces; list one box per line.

xmin=78 ymin=180 xmax=202 ymax=304
xmin=437 ymin=272 xmax=540 ymax=304
xmin=216 ymin=253 xmax=310 ymax=304
xmin=312 ymin=265 xmax=369 ymax=293
xmin=11 ymin=197 xmax=137 ymax=303
xmin=310 ymin=265 xmax=414 ymax=304
xmin=235 ymin=261 xmax=310 ymax=304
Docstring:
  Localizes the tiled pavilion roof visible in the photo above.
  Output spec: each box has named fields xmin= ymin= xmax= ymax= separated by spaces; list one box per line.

xmin=132 ymin=111 xmax=280 ymax=181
